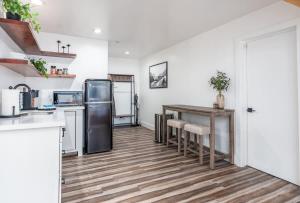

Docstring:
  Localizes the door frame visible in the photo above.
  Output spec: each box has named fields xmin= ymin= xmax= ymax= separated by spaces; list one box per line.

xmin=235 ymin=18 xmax=300 ymax=185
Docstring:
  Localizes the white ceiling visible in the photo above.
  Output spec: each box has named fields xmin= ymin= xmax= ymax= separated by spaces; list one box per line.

xmin=32 ymin=0 xmax=280 ymax=58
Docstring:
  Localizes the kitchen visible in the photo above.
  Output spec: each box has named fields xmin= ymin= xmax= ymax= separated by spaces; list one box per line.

xmin=1 ymin=0 xmax=300 ymax=203
xmin=0 ymin=1 xmax=113 ymax=202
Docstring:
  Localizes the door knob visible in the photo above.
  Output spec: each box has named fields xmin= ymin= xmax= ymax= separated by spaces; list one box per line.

xmin=247 ymin=108 xmax=256 ymax=113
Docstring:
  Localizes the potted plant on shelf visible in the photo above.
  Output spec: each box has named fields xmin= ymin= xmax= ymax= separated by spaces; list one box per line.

xmin=209 ymin=71 xmax=230 ymax=109
xmin=30 ymin=58 xmax=48 ymax=78
xmin=2 ymin=0 xmax=41 ymax=32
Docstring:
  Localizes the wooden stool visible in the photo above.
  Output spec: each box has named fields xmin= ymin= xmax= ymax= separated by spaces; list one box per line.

xmin=167 ymin=119 xmax=187 ymax=153
xmin=184 ymin=124 xmax=210 ymax=165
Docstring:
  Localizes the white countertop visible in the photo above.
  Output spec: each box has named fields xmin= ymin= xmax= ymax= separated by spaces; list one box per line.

xmin=0 ymin=110 xmax=65 ymax=132
xmin=56 ymin=106 xmax=85 ymax=110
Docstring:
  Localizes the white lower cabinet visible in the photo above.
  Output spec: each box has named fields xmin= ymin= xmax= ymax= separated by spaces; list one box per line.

xmin=62 ymin=111 xmax=76 ymax=152
xmin=0 ymin=127 xmax=63 ymax=203
xmin=60 ymin=108 xmax=84 ymax=156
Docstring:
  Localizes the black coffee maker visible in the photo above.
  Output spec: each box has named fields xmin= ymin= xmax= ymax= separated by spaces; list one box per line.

xmin=13 ymin=84 xmax=38 ymax=110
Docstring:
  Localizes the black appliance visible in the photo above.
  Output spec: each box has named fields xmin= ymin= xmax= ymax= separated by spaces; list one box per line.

xmin=54 ymin=91 xmax=83 ymax=107
xmin=84 ymin=79 xmax=113 ymax=154
xmin=13 ymin=84 xmax=38 ymax=110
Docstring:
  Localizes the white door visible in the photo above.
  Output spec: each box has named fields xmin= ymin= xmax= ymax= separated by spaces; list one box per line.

xmin=246 ymin=28 xmax=299 ymax=185
xmin=62 ymin=111 xmax=76 ymax=152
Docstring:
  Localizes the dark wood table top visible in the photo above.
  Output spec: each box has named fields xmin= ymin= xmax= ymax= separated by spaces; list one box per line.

xmin=163 ymin=104 xmax=235 ymax=114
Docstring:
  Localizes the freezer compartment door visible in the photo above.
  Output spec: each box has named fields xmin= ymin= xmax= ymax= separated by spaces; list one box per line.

xmin=85 ymin=80 xmax=112 ymax=102
xmin=85 ymin=103 xmax=112 ymax=153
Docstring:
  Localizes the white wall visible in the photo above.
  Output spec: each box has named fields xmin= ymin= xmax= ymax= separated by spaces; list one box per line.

xmin=0 ymin=28 xmax=24 ymax=89
xmin=139 ymin=1 xmax=300 ymax=165
xmin=25 ymin=32 xmax=108 ymax=90
xmin=108 ymin=57 xmax=140 ymax=94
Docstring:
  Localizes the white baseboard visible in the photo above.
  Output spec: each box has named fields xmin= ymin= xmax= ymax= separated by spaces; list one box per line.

xmin=141 ymin=121 xmax=155 ymax=130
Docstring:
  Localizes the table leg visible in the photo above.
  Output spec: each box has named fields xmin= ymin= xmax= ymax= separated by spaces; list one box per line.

xmin=229 ymin=112 xmax=235 ymax=164
xmin=210 ymin=113 xmax=216 ymax=169
xmin=162 ymin=107 xmax=167 ymax=145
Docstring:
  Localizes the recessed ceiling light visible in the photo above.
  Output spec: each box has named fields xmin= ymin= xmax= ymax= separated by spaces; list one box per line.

xmin=94 ymin=28 xmax=102 ymax=34
xmin=31 ymin=0 xmax=43 ymax=6
xmin=125 ymin=51 xmax=130 ymax=55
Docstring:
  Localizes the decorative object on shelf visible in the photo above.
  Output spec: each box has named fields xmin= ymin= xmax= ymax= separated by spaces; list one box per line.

xmin=50 ymin=66 xmax=57 ymax=75
xmin=67 ymin=44 xmax=71 ymax=53
xmin=57 ymin=40 xmax=61 ymax=52
xmin=63 ymin=68 xmax=68 ymax=75
xmin=62 ymin=46 xmax=66 ymax=53
xmin=2 ymin=0 xmax=41 ymax=32
xmin=149 ymin=61 xmax=168 ymax=89
xmin=57 ymin=69 xmax=63 ymax=75
xmin=209 ymin=71 xmax=231 ymax=109
xmin=30 ymin=58 xmax=48 ymax=78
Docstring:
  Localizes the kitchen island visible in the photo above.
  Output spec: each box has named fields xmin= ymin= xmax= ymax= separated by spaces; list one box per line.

xmin=0 ymin=111 xmax=65 ymax=203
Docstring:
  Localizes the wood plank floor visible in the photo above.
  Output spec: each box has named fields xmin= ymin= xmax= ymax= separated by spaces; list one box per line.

xmin=62 ymin=127 xmax=300 ymax=203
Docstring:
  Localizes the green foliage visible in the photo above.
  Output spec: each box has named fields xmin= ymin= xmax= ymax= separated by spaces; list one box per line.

xmin=209 ymin=71 xmax=230 ymax=95
xmin=2 ymin=0 xmax=41 ymax=32
xmin=30 ymin=58 xmax=48 ymax=78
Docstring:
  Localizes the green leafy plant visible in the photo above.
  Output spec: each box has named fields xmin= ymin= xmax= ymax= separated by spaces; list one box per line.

xmin=30 ymin=58 xmax=48 ymax=78
xmin=2 ymin=0 xmax=41 ymax=32
xmin=209 ymin=71 xmax=230 ymax=95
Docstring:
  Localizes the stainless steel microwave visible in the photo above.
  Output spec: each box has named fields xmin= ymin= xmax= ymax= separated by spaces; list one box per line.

xmin=53 ymin=91 xmax=83 ymax=106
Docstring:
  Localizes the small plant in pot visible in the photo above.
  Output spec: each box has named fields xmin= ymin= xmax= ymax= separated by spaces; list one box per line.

xmin=2 ymin=0 xmax=41 ymax=32
xmin=30 ymin=58 xmax=48 ymax=78
xmin=209 ymin=71 xmax=230 ymax=109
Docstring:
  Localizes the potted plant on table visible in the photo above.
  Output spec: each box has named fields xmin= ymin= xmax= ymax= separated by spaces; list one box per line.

xmin=2 ymin=0 xmax=41 ymax=32
xmin=209 ymin=71 xmax=230 ymax=109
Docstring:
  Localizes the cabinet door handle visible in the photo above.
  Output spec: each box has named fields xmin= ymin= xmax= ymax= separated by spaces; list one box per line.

xmin=62 ymin=128 xmax=66 ymax=137
xmin=247 ymin=107 xmax=256 ymax=113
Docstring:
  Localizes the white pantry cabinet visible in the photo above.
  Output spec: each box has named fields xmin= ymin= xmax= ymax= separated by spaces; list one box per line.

xmin=59 ymin=107 xmax=84 ymax=156
xmin=63 ymin=111 xmax=76 ymax=151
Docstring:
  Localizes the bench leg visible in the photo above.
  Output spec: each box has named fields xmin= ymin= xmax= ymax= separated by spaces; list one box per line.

xmin=194 ymin=134 xmax=197 ymax=149
xmin=199 ymin=135 xmax=203 ymax=165
xmin=187 ymin=132 xmax=190 ymax=149
xmin=184 ymin=131 xmax=187 ymax=157
xmin=178 ymin=129 xmax=182 ymax=154
xmin=167 ymin=126 xmax=170 ymax=147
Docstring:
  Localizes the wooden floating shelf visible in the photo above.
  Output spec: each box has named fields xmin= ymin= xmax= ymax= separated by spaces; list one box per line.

xmin=0 ymin=58 xmax=76 ymax=78
xmin=41 ymin=51 xmax=76 ymax=59
xmin=48 ymin=74 xmax=76 ymax=79
xmin=285 ymin=0 xmax=300 ymax=8
xmin=0 ymin=18 xmax=77 ymax=59
xmin=0 ymin=58 xmax=41 ymax=77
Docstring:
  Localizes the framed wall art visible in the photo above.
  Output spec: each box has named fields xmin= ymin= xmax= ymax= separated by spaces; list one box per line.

xmin=149 ymin=61 xmax=168 ymax=89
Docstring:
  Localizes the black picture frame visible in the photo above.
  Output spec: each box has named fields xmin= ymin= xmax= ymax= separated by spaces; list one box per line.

xmin=149 ymin=61 xmax=168 ymax=89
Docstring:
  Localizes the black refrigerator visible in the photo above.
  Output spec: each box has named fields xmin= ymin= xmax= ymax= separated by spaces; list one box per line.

xmin=84 ymin=79 xmax=113 ymax=154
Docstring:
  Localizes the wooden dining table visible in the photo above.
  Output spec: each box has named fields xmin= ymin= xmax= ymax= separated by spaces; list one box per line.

xmin=162 ymin=105 xmax=235 ymax=169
